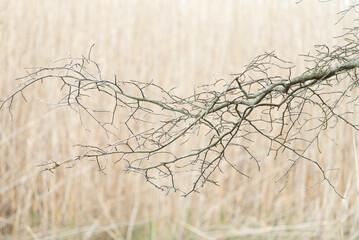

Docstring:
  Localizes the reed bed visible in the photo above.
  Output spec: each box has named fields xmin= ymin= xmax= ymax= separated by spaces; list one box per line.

xmin=1 ymin=0 xmax=358 ymax=239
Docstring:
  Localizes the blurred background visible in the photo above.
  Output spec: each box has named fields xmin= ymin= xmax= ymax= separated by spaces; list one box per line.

xmin=1 ymin=0 xmax=358 ymax=239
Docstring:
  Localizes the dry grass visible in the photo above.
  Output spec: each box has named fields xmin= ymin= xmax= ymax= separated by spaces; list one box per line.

xmin=1 ymin=0 xmax=359 ymax=239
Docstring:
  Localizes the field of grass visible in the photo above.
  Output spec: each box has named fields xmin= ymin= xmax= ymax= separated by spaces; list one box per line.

xmin=1 ymin=0 xmax=359 ymax=239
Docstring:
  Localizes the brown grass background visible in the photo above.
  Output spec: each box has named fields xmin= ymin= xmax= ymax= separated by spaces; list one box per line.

xmin=1 ymin=0 xmax=359 ymax=239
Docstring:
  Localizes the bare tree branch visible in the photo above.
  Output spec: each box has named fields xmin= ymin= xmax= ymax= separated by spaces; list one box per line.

xmin=1 ymin=5 xmax=359 ymax=197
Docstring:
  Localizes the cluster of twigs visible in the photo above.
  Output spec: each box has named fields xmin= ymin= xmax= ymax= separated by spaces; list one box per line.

xmin=1 ymin=5 xmax=359 ymax=196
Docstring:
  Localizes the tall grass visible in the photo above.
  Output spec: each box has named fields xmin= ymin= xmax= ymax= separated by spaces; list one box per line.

xmin=1 ymin=0 xmax=358 ymax=239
